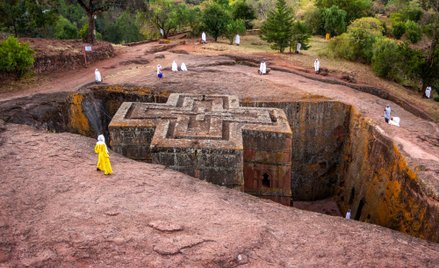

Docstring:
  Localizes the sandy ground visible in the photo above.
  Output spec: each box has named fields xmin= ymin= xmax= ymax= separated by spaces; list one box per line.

xmin=0 ymin=123 xmax=438 ymax=267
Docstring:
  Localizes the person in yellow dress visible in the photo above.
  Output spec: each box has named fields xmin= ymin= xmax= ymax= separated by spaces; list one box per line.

xmin=95 ymin=134 xmax=112 ymax=175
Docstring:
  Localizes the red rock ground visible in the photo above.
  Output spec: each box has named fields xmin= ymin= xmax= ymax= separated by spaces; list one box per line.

xmin=1 ymin=38 xmax=439 ymax=266
xmin=1 ymin=123 xmax=438 ymax=267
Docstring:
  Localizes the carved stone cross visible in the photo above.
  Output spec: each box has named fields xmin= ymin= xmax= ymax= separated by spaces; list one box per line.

xmin=110 ymin=94 xmax=293 ymax=205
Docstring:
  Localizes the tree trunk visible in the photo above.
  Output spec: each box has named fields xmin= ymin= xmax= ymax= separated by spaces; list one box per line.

xmin=87 ymin=13 xmax=95 ymax=44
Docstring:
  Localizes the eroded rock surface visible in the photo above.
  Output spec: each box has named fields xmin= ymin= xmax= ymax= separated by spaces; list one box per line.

xmin=0 ymin=123 xmax=438 ymax=267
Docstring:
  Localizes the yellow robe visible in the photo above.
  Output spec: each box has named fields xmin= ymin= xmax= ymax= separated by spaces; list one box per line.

xmin=94 ymin=143 xmax=113 ymax=175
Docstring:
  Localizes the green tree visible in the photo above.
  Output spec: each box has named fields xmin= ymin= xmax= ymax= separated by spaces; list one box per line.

xmin=260 ymin=0 xmax=294 ymax=53
xmin=303 ymin=6 xmax=324 ymax=35
xmin=54 ymin=16 xmax=79 ymax=39
xmin=224 ymin=19 xmax=246 ymax=44
xmin=418 ymin=0 xmax=439 ymax=92
xmin=291 ymin=21 xmax=311 ymax=51
xmin=187 ymin=6 xmax=203 ymax=36
xmin=232 ymin=0 xmax=256 ymax=29
xmin=321 ymin=5 xmax=347 ymax=36
xmin=0 ymin=36 xmax=35 ymax=78
xmin=315 ymin=0 xmax=372 ymax=22
xmin=0 ymin=0 xmax=57 ymax=37
xmin=149 ymin=0 xmax=188 ymax=39
xmin=75 ymin=0 xmax=123 ymax=44
xmin=202 ymin=2 xmax=231 ymax=42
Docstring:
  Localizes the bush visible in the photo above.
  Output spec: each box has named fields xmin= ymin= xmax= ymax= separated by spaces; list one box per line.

xmin=347 ymin=17 xmax=384 ymax=35
xmin=392 ymin=22 xmax=405 ymax=39
xmin=371 ymin=38 xmax=423 ymax=86
xmin=371 ymin=38 xmax=403 ymax=79
xmin=404 ymin=20 xmax=421 ymax=44
xmin=328 ymin=17 xmax=384 ymax=63
xmin=0 ymin=36 xmax=35 ymax=78
xmin=54 ymin=16 xmax=79 ymax=39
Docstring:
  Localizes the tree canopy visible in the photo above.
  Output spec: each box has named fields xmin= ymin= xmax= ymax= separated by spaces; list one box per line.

xmin=260 ymin=0 xmax=294 ymax=53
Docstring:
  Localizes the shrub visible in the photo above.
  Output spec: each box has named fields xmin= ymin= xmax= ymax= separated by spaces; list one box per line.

xmin=0 ymin=36 xmax=35 ymax=78
xmin=371 ymin=38 xmax=423 ymax=86
xmin=371 ymin=38 xmax=403 ymax=79
xmin=329 ymin=17 xmax=384 ymax=63
xmin=347 ymin=17 xmax=384 ymax=35
xmin=392 ymin=22 xmax=406 ymax=39
xmin=404 ymin=20 xmax=421 ymax=44
xmin=54 ymin=16 xmax=79 ymax=39
xmin=328 ymin=33 xmax=355 ymax=59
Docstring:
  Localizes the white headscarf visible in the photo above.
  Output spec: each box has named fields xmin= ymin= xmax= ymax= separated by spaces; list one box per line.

xmin=156 ymin=64 xmax=162 ymax=75
xmin=97 ymin=134 xmax=108 ymax=153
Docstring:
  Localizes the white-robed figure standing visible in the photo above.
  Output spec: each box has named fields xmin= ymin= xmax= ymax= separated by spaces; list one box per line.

xmin=345 ymin=209 xmax=351 ymax=219
xmin=384 ymin=105 xmax=391 ymax=123
xmin=157 ymin=64 xmax=163 ymax=79
xmin=95 ymin=68 xmax=102 ymax=83
xmin=181 ymin=62 xmax=188 ymax=71
xmin=425 ymin=86 xmax=432 ymax=98
xmin=296 ymin=42 xmax=302 ymax=54
xmin=201 ymin=32 xmax=207 ymax=44
xmin=313 ymin=58 xmax=320 ymax=73
xmin=172 ymin=60 xmax=178 ymax=72
xmin=259 ymin=62 xmax=266 ymax=75
xmin=234 ymin=34 xmax=240 ymax=45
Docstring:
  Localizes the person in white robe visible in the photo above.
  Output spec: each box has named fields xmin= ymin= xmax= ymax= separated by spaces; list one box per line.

xmin=259 ymin=62 xmax=266 ymax=75
xmin=425 ymin=86 xmax=432 ymax=98
xmin=157 ymin=64 xmax=163 ymax=79
xmin=345 ymin=209 xmax=351 ymax=219
xmin=95 ymin=68 xmax=102 ymax=83
xmin=384 ymin=105 xmax=391 ymax=123
xmin=234 ymin=34 xmax=240 ymax=46
xmin=181 ymin=62 xmax=188 ymax=71
xmin=389 ymin=116 xmax=400 ymax=127
xmin=201 ymin=32 xmax=207 ymax=44
xmin=314 ymin=58 xmax=320 ymax=73
xmin=296 ymin=42 xmax=301 ymax=54
xmin=160 ymin=28 xmax=164 ymax=37
xmin=172 ymin=60 xmax=178 ymax=72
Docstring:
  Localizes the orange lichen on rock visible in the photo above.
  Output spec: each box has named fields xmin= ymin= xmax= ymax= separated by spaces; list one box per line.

xmin=68 ymin=93 xmax=90 ymax=136
xmin=336 ymin=108 xmax=437 ymax=241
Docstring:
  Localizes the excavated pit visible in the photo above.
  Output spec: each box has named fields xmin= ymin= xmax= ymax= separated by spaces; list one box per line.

xmin=0 ymin=85 xmax=438 ymax=242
